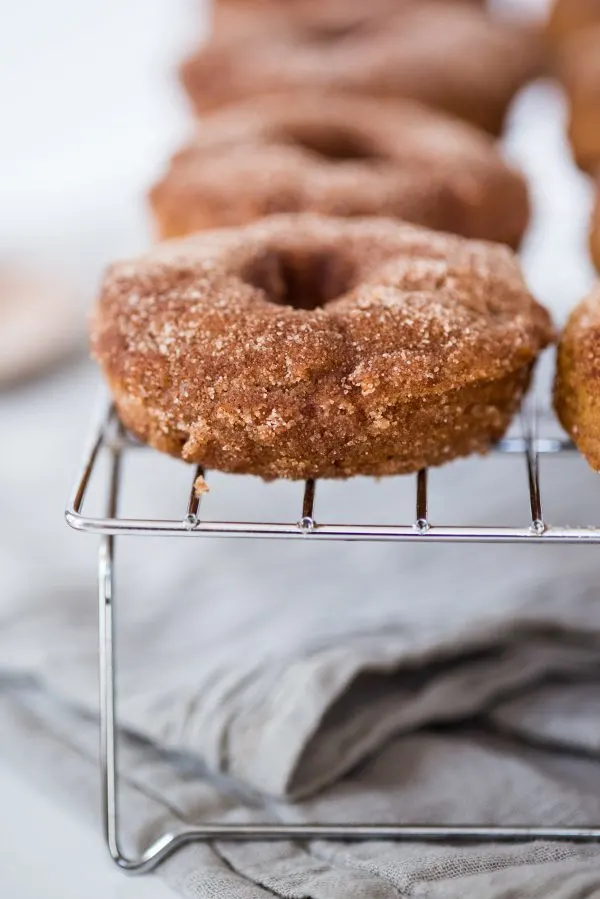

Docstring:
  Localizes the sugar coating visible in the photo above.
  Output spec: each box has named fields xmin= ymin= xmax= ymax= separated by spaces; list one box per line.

xmin=92 ymin=213 xmax=553 ymax=479
xmin=181 ymin=3 xmax=543 ymax=135
xmin=150 ymin=93 xmax=529 ymax=248
xmin=555 ymin=284 xmax=600 ymax=470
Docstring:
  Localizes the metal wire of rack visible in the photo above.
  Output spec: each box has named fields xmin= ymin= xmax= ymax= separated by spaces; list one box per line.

xmin=69 ymin=394 xmax=600 ymax=544
xmin=65 ymin=392 xmax=600 ymax=874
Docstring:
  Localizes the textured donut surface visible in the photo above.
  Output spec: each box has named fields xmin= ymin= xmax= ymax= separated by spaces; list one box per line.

xmin=151 ymin=93 xmax=529 ymax=248
xmin=182 ymin=3 xmax=542 ymax=135
xmin=555 ymin=285 xmax=600 ymax=470
xmin=92 ymin=214 xmax=552 ymax=480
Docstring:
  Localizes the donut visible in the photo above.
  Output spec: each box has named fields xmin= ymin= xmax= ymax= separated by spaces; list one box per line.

xmin=555 ymin=285 xmax=600 ymax=470
xmin=213 ymin=0 xmax=484 ymax=41
xmin=150 ymin=93 xmax=530 ymax=248
xmin=559 ymin=25 xmax=600 ymax=171
xmin=182 ymin=3 xmax=542 ymax=135
xmin=91 ymin=214 xmax=553 ymax=480
xmin=546 ymin=0 xmax=600 ymax=46
xmin=591 ymin=177 xmax=600 ymax=271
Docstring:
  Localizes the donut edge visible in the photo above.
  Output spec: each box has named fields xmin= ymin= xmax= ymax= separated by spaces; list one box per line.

xmin=555 ymin=296 xmax=600 ymax=472
xmin=106 ymin=362 xmax=538 ymax=480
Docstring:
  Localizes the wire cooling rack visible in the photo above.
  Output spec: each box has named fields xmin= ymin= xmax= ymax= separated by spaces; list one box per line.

xmin=68 ymin=392 xmax=600 ymax=544
xmin=65 ymin=392 xmax=600 ymax=875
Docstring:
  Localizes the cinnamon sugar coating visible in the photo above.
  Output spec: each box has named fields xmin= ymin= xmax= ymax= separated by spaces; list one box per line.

xmin=92 ymin=214 xmax=553 ymax=480
xmin=150 ymin=93 xmax=529 ymax=248
xmin=555 ymin=285 xmax=600 ymax=470
xmin=181 ymin=3 xmax=542 ymax=135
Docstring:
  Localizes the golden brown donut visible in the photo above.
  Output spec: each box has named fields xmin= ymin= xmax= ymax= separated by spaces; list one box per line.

xmin=560 ymin=25 xmax=600 ymax=171
xmin=555 ymin=285 xmax=600 ymax=470
xmin=182 ymin=3 xmax=542 ymax=135
xmin=150 ymin=94 xmax=529 ymax=248
xmin=546 ymin=0 xmax=600 ymax=45
xmin=92 ymin=214 xmax=552 ymax=480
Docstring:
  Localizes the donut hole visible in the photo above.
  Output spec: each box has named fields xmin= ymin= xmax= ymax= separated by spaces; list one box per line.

xmin=242 ymin=246 xmax=357 ymax=310
xmin=280 ymin=124 xmax=382 ymax=162
xmin=304 ymin=18 xmax=370 ymax=44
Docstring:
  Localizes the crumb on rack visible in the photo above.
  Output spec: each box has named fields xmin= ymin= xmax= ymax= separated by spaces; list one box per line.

xmin=194 ymin=473 xmax=210 ymax=496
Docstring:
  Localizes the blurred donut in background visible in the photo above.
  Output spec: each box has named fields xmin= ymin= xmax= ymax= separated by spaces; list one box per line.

xmin=212 ymin=0 xmax=485 ymax=41
xmin=150 ymin=92 xmax=530 ymax=247
xmin=559 ymin=24 xmax=600 ymax=171
xmin=182 ymin=2 xmax=543 ymax=134
xmin=546 ymin=0 xmax=600 ymax=45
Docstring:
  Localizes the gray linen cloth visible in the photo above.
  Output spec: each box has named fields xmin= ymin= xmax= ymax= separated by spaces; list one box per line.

xmin=2 ymin=82 xmax=600 ymax=897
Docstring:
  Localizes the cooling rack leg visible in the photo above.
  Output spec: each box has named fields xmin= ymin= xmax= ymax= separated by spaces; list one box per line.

xmin=98 ymin=444 xmax=201 ymax=872
xmin=95 ymin=448 xmax=600 ymax=876
xmin=99 ymin=529 xmax=203 ymax=872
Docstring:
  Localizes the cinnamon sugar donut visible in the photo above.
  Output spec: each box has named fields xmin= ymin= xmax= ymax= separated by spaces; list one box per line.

xmin=560 ymin=25 xmax=600 ymax=171
xmin=555 ymin=285 xmax=600 ymax=470
xmin=213 ymin=0 xmax=483 ymax=41
xmin=182 ymin=3 xmax=542 ymax=135
xmin=150 ymin=94 xmax=529 ymax=248
xmin=92 ymin=214 xmax=552 ymax=480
